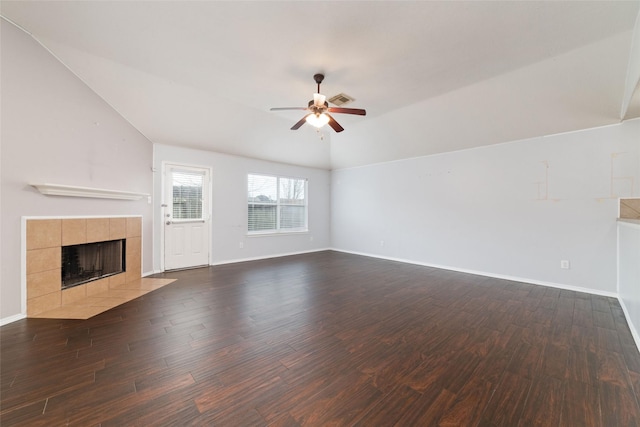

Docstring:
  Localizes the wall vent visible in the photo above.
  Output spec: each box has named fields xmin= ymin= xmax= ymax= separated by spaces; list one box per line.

xmin=328 ymin=93 xmax=355 ymax=106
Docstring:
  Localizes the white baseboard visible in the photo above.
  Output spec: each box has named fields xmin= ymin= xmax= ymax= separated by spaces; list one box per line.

xmin=210 ymin=247 xmax=332 ymax=267
xmin=0 ymin=313 xmax=27 ymax=326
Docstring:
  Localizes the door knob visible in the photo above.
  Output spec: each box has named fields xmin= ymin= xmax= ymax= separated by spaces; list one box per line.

xmin=166 ymin=221 xmax=171 ymax=225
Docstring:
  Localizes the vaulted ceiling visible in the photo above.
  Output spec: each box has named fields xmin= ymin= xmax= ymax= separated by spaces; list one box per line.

xmin=2 ymin=1 xmax=639 ymax=170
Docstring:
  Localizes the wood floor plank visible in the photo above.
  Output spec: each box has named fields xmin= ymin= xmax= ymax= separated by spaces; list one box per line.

xmin=595 ymin=325 xmax=623 ymax=353
xmin=540 ymin=342 xmax=569 ymax=380
xmin=2 ymin=363 xmax=101 ymax=410
xmin=600 ymin=382 xmax=640 ymax=427
xmin=65 ymin=372 xmax=196 ymax=425
xmin=596 ymin=348 xmax=633 ymax=389
xmin=518 ymin=375 xmax=565 ymax=427
xmin=2 ymin=251 xmax=640 ymax=426
xmin=402 ymin=352 xmax=453 ymax=393
xmin=437 ymin=376 xmax=494 ymax=426
xmin=471 ymin=344 xmax=517 ymax=386
xmin=266 ymin=412 xmax=301 ymax=427
xmin=560 ymin=381 xmax=601 ymax=427
xmin=287 ymin=371 xmax=380 ymax=426
xmin=257 ymin=365 xmax=352 ymax=423
xmin=403 ymin=388 xmax=458 ymax=426
xmin=565 ymin=345 xmax=598 ymax=385
xmin=507 ymin=342 xmax=544 ymax=379
xmin=359 ymin=342 xmax=425 ymax=394
xmin=570 ymin=324 xmax=597 ymax=352
xmin=480 ymin=372 xmax=531 ymax=427
xmin=351 ymin=384 xmax=422 ymax=426
xmin=194 ymin=364 xmax=286 ymax=416
xmin=0 ymin=398 xmax=47 ymax=426
xmin=42 ymin=376 xmax=136 ymax=420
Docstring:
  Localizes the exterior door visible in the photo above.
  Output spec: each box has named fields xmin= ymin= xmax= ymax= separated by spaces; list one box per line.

xmin=164 ymin=164 xmax=211 ymax=270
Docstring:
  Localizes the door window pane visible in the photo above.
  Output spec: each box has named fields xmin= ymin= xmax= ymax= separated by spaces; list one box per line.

xmin=172 ymin=170 xmax=204 ymax=220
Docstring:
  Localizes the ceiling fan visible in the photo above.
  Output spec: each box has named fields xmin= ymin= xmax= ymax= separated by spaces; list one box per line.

xmin=270 ymin=73 xmax=366 ymax=133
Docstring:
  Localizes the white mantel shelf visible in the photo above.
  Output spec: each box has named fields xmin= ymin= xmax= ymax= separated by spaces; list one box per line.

xmin=618 ymin=218 xmax=640 ymax=228
xmin=31 ymin=183 xmax=149 ymax=201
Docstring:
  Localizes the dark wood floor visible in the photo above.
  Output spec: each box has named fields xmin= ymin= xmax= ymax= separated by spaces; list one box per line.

xmin=2 ymin=251 xmax=640 ymax=426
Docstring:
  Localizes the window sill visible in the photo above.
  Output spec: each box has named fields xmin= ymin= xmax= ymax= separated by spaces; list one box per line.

xmin=247 ymin=230 xmax=308 ymax=237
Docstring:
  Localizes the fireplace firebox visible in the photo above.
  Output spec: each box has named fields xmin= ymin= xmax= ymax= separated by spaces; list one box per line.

xmin=61 ymin=239 xmax=126 ymax=289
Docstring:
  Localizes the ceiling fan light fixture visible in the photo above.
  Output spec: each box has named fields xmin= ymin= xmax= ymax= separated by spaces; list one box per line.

xmin=306 ymin=113 xmax=330 ymax=128
xmin=270 ymin=73 xmax=365 ymax=132
xmin=313 ymin=93 xmax=326 ymax=107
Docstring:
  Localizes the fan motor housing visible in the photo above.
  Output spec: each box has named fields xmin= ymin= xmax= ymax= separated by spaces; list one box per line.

xmin=308 ymin=99 xmax=329 ymax=113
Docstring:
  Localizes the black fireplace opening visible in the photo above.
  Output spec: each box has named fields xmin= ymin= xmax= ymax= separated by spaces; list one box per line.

xmin=62 ymin=239 xmax=126 ymax=289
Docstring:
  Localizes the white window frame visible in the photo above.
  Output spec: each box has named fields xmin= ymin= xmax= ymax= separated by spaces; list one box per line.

xmin=170 ymin=168 xmax=207 ymax=224
xmin=247 ymin=173 xmax=308 ymax=235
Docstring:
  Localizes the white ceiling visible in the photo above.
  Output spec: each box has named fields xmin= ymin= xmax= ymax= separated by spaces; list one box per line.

xmin=2 ymin=1 xmax=639 ymax=170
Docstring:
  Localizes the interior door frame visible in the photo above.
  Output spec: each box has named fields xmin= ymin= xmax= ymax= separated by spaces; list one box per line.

xmin=160 ymin=161 xmax=213 ymax=272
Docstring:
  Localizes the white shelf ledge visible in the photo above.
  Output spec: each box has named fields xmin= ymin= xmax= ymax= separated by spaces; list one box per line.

xmin=31 ymin=183 xmax=149 ymax=201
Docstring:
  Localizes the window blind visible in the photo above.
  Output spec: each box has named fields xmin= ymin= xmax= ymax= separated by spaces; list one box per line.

xmin=172 ymin=170 xmax=204 ymax=220
xmin=248 ymin=174 xmax=307 ymax=233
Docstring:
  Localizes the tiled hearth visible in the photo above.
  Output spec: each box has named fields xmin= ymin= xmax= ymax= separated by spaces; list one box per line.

xmin=25 ymin=216 xmax=174 ymax=319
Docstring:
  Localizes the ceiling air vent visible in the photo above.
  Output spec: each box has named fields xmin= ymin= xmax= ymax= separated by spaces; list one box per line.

xmin=328 ymin=93 xmax=355 ymax=106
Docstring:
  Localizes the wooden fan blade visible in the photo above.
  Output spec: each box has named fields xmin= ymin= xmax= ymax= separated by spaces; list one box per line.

xmin=291 ymin=114 xmax=311 ymax=130
xmin=327 ymin=107 xmax=366 ymax=116
xmin=326 ymin=114 xmax=344 ymax=133
xmin=271 ymin=107 xmax=308 ymax=111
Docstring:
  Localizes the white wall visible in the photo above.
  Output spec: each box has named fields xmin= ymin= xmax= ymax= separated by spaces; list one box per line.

xmin=1 ymin=21 xmax=154 ymax=322
xmin=332 ymin=119 xmax=640 ymax=295
xmin=153 ymin=144 xmax=331 ymax=271
xmin=618 ymin=220 xmax=640 ymax=349
xmin=622 ymin=9 xmax=640 ymax=118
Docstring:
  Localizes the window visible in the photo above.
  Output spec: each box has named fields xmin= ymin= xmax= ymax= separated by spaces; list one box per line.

xmin=248 ymin=174 xmax=307 ymax=233
xmin=172 ymin=170 xmax=204 ymax=221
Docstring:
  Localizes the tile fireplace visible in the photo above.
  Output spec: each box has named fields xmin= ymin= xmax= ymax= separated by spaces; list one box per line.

xmin=25 ymin=216 xmax=142 ymax=317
